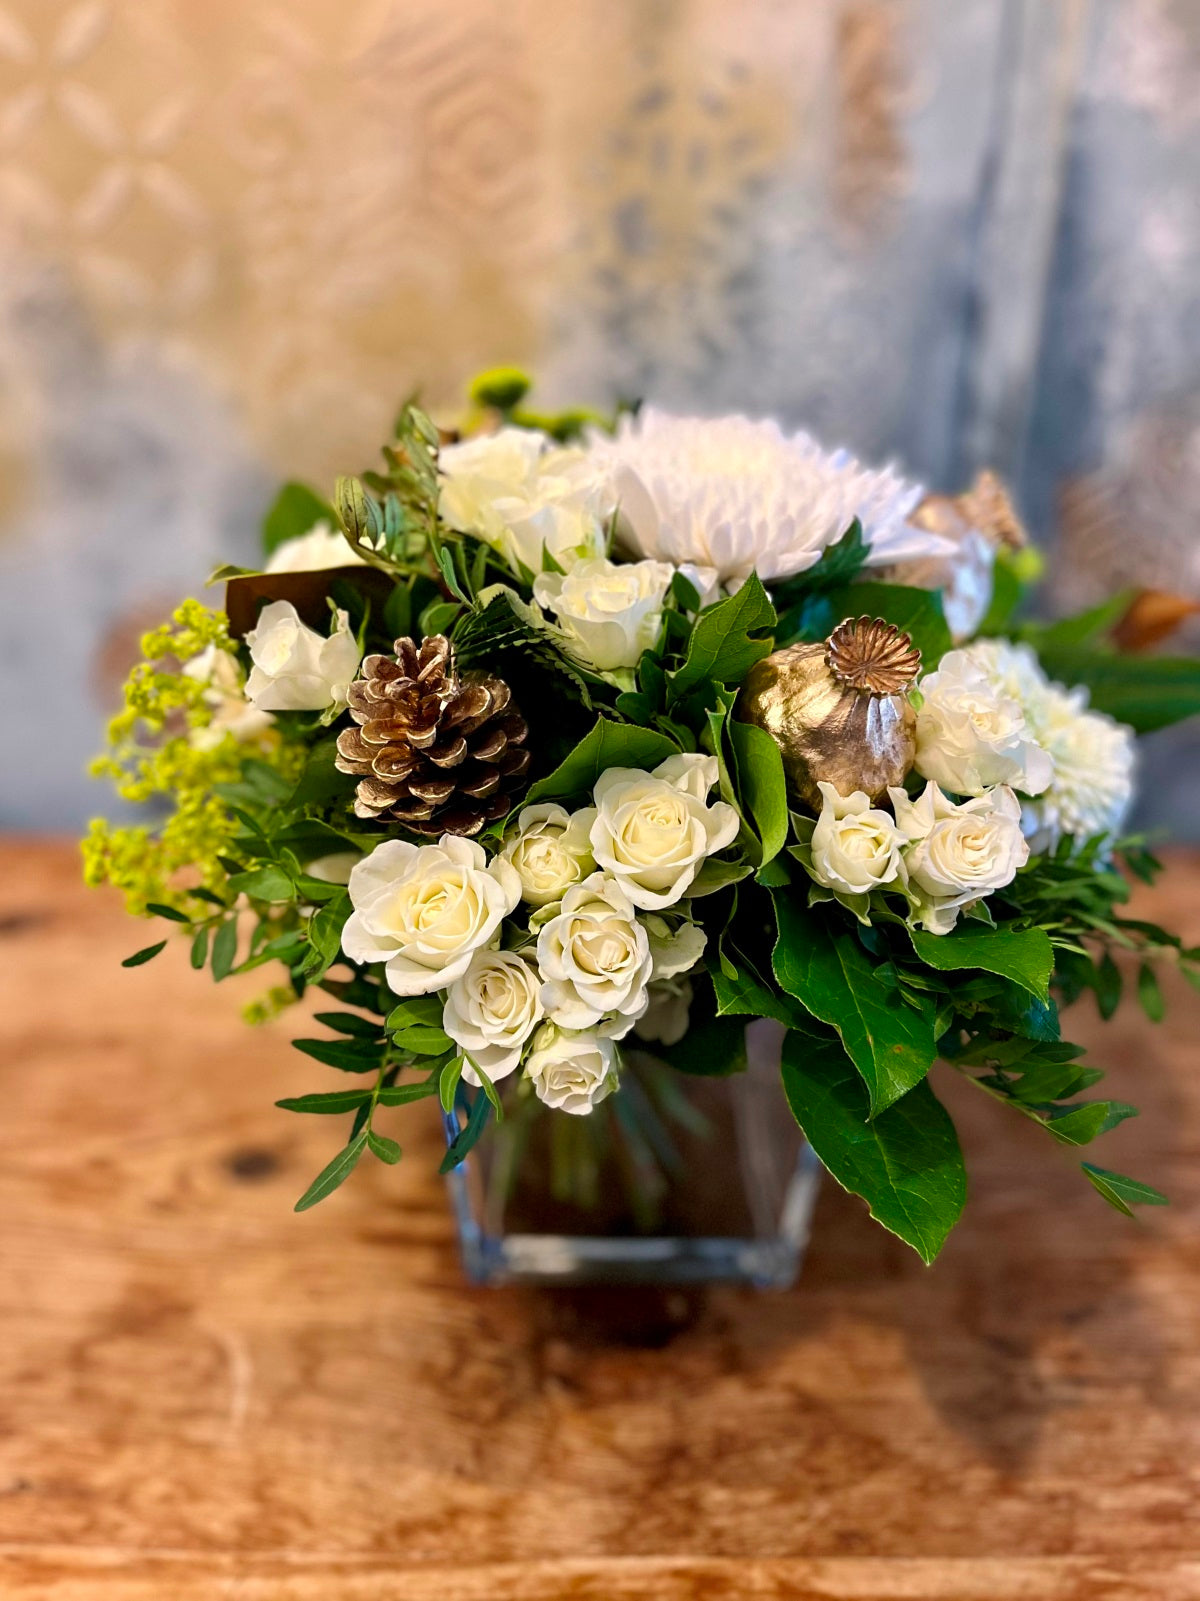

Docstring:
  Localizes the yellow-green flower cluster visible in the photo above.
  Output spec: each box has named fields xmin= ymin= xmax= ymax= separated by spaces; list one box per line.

xmin=82 ymin=600 xmax=302 ymax=916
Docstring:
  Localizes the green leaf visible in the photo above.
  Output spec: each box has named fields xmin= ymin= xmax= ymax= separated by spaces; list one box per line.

xmin=145 ymin=902 xmax=190 ymax=924
xmin=386 ymin=996 xmax=445 ymax=1033
xmin=377 ymin=1079 xmax=442 ymax=1106
xmin=976 ymin=554 xmax=1023 ymax=635
xmin=291 ymin=1037 xmax=382 ymax=1073
xmin=727 ymin=718 xmax=789 ymax=865
xmin=1137 ymin=962 xmax=1165 ymax=1023
xmin=1025 ymin=590 xmax=1134 ymax=650
xmin=262 ymin=481 xmax=337 ymax=556
xmin=121 ymin=940 xmax=168 ymax=968
xmin=288 ymin=738 xmax=352 ymax=810
xmin=276 ymin=1089 xmax=373 ymax=1114
xmin=710 ymin=958 xmax=799 ymax=1027
xmin=211 ymin=919 xmax=238 ymax=981
xmin=367 ymin=1130 xmax=403 ymax=1164
xmin=227 ymin=864 xmax=294 ymax=902
xmin=689 ymin=857 xmax=754 ymax=897
xmin=791 ymin=520 xmax=869 ymax=591
xmin=439 ymin=1091 xmax=493 ymax=1173
xmin=773 ymin=894 xmax=937 ymax=1115
xmin=781 ymin=1029 xmax=966 ymax=1263
xmin=312 ymin=1011 xmax=384 ymax=1039
xmin=906 ymin=924 xmax=1053 ymax=1002
xmin=391 ymin=1024 xmax=454 ymax=1057
xmin=1081 ymin=1163 xmax=1168 ymax=1217
xmin=293 ymin=1131 xmax=367 ymax=1211
xmin=189 ymin=925 xmax=210 ymax=970
xmin=1033 ymin=646 xmax=1200 ymax=734
xmin=438 ymin=1056 xmax=465 ymax=1113
xmin=523 ymin=717 xmax=680 ymax=807
xmin=302 ymin=895 xmax=350 ymax=981
xmin=1044 ymin=1100 xmax=1138 ymax=1145
xmin=670 ymin=573 xmax=776 ymax=699
xmin=650 ymin=980 xmax=750 ymax=1076
xmin=821 ymin=581 xmax=952 ymax=669
xmin=1095 ymin=951 xmax=1122 ymax=1019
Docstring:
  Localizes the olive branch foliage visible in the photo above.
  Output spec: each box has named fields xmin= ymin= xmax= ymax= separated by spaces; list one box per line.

xmin=107 ymin=386 xmax=1200 ymax=1258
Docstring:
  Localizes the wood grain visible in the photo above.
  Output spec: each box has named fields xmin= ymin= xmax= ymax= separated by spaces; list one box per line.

xmin=2 ymin=842 xmax=1199 ymax=1600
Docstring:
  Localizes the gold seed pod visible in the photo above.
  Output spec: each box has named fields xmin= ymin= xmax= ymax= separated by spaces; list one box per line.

xmin=736 ymin=617 xmax=920 ymax=810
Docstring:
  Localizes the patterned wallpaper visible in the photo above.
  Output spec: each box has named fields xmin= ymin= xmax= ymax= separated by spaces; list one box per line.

xmin=1 ymin=0 xmax=1197 ymax=829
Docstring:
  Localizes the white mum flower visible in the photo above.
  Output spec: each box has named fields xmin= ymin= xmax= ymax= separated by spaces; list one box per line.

xmin=1024 ymin=687 xmax=1136 ymax=850
xmin=584 ymin=408 xmax=950 ymax=588
xmin=439 ymin=427 xmax=610 ymax=575
xmin=524 ymin=1024 xmax=618 ymax=1115
xmin=265 ymin=521 xmax=364 ymax=572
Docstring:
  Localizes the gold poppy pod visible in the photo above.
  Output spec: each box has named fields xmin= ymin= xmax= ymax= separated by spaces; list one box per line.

xmin=736 ymin=617 xmax=920 ymax=810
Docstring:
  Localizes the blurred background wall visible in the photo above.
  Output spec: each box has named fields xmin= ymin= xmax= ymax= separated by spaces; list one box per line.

xmin=1 ymin=0 xmax=1198 ymax=831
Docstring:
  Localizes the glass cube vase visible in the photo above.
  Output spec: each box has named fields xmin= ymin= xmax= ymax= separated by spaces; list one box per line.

xmin=441 ymin=1019 xmax=821 ymax=1289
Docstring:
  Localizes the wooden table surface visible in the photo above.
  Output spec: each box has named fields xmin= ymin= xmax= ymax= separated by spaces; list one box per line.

xmin=2 ymin=841 xmax=1199 ymax=1600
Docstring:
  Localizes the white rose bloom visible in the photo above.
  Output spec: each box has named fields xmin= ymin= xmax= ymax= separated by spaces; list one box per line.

xmin=501 ymin=803 xmax=597 ymax=907
xmin=536 ymin=874 xmax=653 ymax=1038
xmin=341 ymin=836 xmax=521 ymax=997
xmin=244 ymin=600 xmax=362 ymax=713
xmin=264 ymin=520 xmax=365 ymax=572
xmin=915 ymin=646 xmax=1053 ymax=797
xmin=642 ymin=914 xmax=707 ymax=980
xmin=524 ymin=1024 xmax=618 ymax=1115
xmin=809 ymin=781 xmax=907 ymax=896
xmin=633 ymin=974 xmax=694 ymax=1047
xmin=182 ymin=644 xmax=275 ymax=750
xmin=584 ymin=408 xmax=951 ymax=588
xmin=303 ymin=851 xmax=360 ymax=885
xmin=532 ymin=556 xmax=674 ymax=672
xmin=443 ymin=949 xmax=544 ymax=1084
xmin=439 ymin=427 xmax=610 ymax=575
xmin=589 ymin=753 xmax=740 ymax=910
xmin=890 ymin=781 xmax=1029 ymax=934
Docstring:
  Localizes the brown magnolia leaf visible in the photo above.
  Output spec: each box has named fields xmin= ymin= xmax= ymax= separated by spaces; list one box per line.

xmin=1112 ymin=589 xmax=1200 ymax=653
xmin=224 ymin=567 xmax=396 ymax=639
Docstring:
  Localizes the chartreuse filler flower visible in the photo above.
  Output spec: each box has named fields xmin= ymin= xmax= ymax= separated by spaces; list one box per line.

xmin=87 ymin=372 xmax=1200 ymax=1262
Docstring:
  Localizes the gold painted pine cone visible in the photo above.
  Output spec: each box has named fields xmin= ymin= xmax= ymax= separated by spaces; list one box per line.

xmin=335 ymin=634 xmax=530 ymax=837
xmin=735 ymin=617 xmax=920 ymax=810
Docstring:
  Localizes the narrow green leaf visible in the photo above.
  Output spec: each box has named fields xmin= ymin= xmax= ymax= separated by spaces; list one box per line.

xmin=523 ymin=717 xmax=680 ymax=807
xmin=377 ymin=1079 xmax=441 ymax=1106
xmin=293 ymin=1131 xmax=367 ymax=1211
xmin=391 ymin=1024 xmax=454 ymax=1057
xmin=211 ymin=918 xmax=238 ymax=981
xmin=276 ymin=1089 xmax=373 ymax=1114
xmin=189 ymin=925 xmax=209 ymax=970
xmin=773 ymin=894 xmax=937 ymax=1114
xmin=367 ymin=1130 xmax=403 ymax=1164
xmin=1081 ymin=1163 xmax=1169 ymax=1217
xmin=312 ymin=1011 xmax=384 ymax=1039
xmin=781 ymin=1028 xmax=966 ymax=1263
xmin=291 ymin=1037 xmax=382 ymax=1073
xmin=1095 ymin=951 xmax=1122 ymax=1020
xmin=727 ymin=717 xmax=789 ymax=865
xmin=145 ymin=902 xmax=190 ymax=924
xmin=1044 ymin=1100 xmax=1138 ymax=1145
xmin=439 ymin=1056 xmax=465 ymax=1113
xmin=386 ymin=996 xmax=445 ymax=1033
xmin=439 ymin=1091 xmax=493 ymax=1173
xmin=121 ymin=940 xmax=168 ymax=968
xmin=1137 ymin=962 xmax=1165 ymax=1023
xmin=1033 ymin=646 xmax=1200 ymax=734
xmin=906 ymin=924 xmax=1054 ymax=1003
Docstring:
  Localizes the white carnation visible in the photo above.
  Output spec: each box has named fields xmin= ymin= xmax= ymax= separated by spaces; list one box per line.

xmin=524 ymin=1023 xmax=618 ymax=1115
xmin=890 ymin=781 xmax=1029 ymax=934
xmin=532 ymin=556 xmax=674 ymax=672
xmin=589 ymin=753 xmax=740 ymax=910
xmin=809 ymin=781 xmax=907 ymax=897
xmin=264 ymin=521 xmax=364 ymax=572
xmin=341 ymin=836 xmax=520 ymax=997
xmin=439 ymin=427 xmax=609 ymax=575
xmin=443 ymin=949 xmax=544 ymax=1084
xmin=244 ymin=600 xmax=362 ymax=713
xmin=535 ymin=873 xmax=653 ymax=1038
xmin=583 ymin=408 xmax=952 ymax=588
xmin=915 ymin=645 xmax=1053 ymax=797
xmin=501 ymin=803 xmax=597 ymax=907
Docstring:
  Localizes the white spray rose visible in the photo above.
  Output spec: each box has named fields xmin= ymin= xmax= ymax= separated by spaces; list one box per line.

xmin=809 ymin=781 xmax=907 ymax=896
xmin=532 ymin=556 xmax=674 ymax=672
xmin=264 ymin=520 xmax=365 ymax=572
xmin=890 ymin=781 xmax=1029 ymax=934
xmin=642 ymin=914 xmax=707 ymax=980
xmin=341 ymin=836 xmax=520 ymax=997
xmin=303 ymin=851 xmax=360 ymax=885
xmin=443 ymin=949 xmax=544 ymax=1084
xmin=633 ymin=975 xmax=694 ymax=1047
xmin=182 ymin=644 xmax=275 ymax=750
xmin=589 ymin=753 xmax=740 ymax=910
xmin=524 ymin=1024 xmax=618 ymax=1115
xmin=439 ymin=427 xmax=609 ymax=575
xmin=536 ymin=873 xmax=653 ymax=1038
xmin=244 ymin=600 xmax=362 ymax=713
xmin=501 ymin=803 xmax=597 ymax=907
xmin=914 ymin=646 xmax=1053 ymax=798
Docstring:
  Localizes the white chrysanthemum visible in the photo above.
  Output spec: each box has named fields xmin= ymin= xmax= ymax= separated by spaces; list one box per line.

xmin=584 ymin=408 xmax=951 ymax=587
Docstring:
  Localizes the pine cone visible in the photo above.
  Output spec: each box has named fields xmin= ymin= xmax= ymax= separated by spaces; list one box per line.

xmin=335 ymin=635 xmax=530 ymax=836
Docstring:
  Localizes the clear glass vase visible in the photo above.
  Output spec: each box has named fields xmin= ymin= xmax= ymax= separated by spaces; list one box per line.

xmin=441 ymin=1019 xmax=821 ymax=1289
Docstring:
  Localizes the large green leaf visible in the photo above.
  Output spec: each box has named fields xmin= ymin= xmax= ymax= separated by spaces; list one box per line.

xmin=670 ymin=573 xmax=776 ymax=699
xmin=781 ymin=1029 xmax=966 ymax=1263
xmin=773 ymin=894 xmax=937 ymax=1115
xmin=523 ymin=717 xmax=680 ymax=807
xmin=1034 ymin=646 xmax=1200 ymax=734
xmin=262 ymin=481 xmax=337 ymax=556
xmin=710 ymin=957 xmax=799 ymax=1027
xmin=727 ymin=718 xmax=789 ymax=865
xmin=821 ymin=580 xmax=952 ymax=669
xmin=906 ymin=924 xmax=1053 ymax=1003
